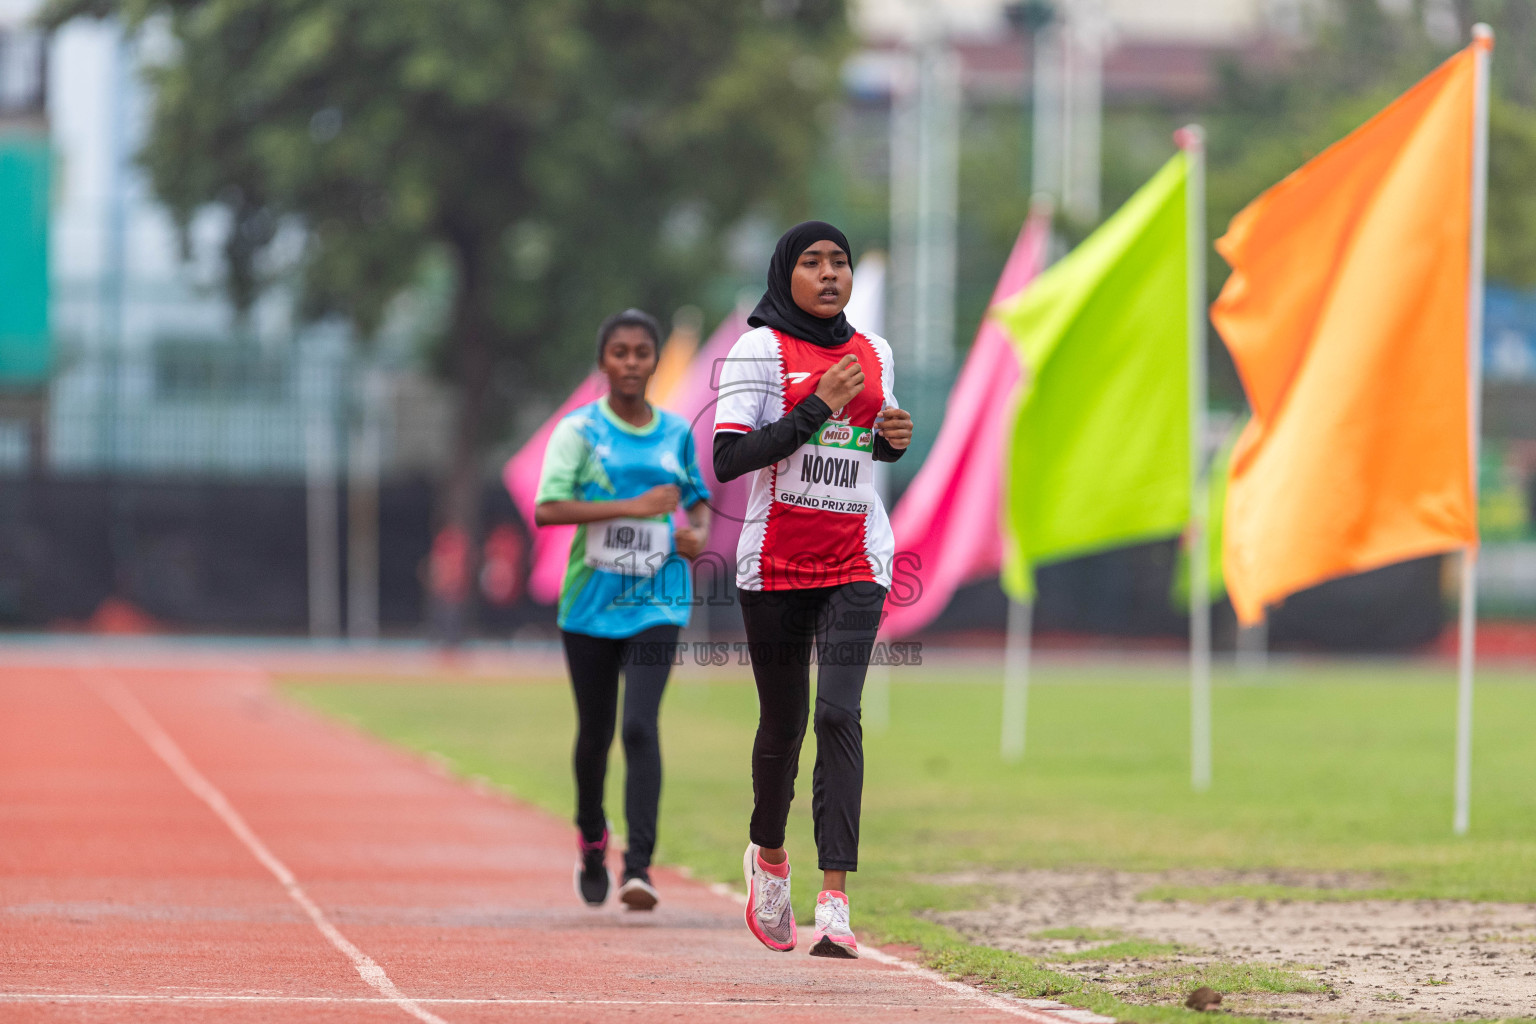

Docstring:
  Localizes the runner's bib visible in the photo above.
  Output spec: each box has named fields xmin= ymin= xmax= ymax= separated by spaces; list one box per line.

xmin=584 ymin=517 xmax=672 ymax=577
xmin=774 ymin=421 xmax=876 ymax=516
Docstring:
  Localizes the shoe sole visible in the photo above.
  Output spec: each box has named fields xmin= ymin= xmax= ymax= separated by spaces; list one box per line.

xmin=618 ymin=879 xmax=658 ymax=911
xmin=742 ymin=844 xmax=796 ymax=952
xmin=809 ymin=935 xmax=859 ymax=959
xmin=573 ymin=862 xmax=612 ymax=908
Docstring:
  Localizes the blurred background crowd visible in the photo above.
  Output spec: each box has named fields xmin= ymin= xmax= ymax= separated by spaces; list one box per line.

xmin=0 ymin=0 xmax=1532 ymax=650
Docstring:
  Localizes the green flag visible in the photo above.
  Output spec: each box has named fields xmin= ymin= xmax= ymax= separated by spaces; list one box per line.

xmin=998 ymin=152 xmax=1190 ymax=600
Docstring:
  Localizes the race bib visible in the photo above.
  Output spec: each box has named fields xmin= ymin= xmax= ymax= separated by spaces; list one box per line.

xmin=584 ymin=517 xmax=672 ymax=577
xmin=774 ymin=421 xmax=876 ymax=516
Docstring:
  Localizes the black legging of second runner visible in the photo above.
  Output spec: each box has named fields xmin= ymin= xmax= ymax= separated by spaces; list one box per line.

xmin=562 ymin=623 xmax=681 ymax=876
xmin=740 ymin=581 xmax=887 ymax=872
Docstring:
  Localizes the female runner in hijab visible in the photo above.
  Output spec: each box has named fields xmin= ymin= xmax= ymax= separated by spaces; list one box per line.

xmin=713 ymin=222 xmax=913 ymax=957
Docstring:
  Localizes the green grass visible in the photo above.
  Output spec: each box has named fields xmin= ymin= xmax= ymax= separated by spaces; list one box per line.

xmin=1056 ymin=939 xmax=1183 ymax=962
xmin=283 ymin=659 xmax=1536 ymax=1023
xmin=1033 ymin=926 xmax=1126 ymax=942
xmin=1136 ymin=883 xmax=1383 ymax=903
xmin=1121 ymin=962 xmax=1330 ymax=998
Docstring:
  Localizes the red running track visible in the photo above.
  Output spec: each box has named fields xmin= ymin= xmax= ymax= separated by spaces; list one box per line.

xmin=0 ymin=660 xmax=1071 ymax=1023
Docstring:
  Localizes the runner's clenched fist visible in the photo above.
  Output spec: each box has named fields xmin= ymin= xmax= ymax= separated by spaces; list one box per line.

xmin=874 ymin=407 xmax=911 ymax=449
xmin=815 ymin=354 xmax=865 ymax=412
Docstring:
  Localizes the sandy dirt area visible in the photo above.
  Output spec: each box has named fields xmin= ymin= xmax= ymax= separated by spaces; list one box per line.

xmin=933 ymin=869 xmax=1536 ymax=1022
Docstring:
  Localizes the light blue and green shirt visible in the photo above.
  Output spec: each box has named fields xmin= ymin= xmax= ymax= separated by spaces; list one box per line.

xmin=535 ymin=396 xmax=709 ymax=638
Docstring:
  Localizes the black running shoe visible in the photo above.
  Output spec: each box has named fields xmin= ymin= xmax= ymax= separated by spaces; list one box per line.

xmin=574 ymin=829 xmax=611 ymax=907
xmin=618 ymin=868 xmax=659 ymax=911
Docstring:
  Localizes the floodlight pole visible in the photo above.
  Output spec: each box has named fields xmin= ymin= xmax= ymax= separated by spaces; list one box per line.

xmin=1177 ymin=124 xmax=1212 ymax=793
xmin=305 ymin=409 xmax=342 ymax=638
xmin=347 ymin=367 xmax=386 ymax=641
xmin=1454 ymin=24 xmax=1493 ymax=837
xmin=1029 ymin=12 xmax=1063 ymax=204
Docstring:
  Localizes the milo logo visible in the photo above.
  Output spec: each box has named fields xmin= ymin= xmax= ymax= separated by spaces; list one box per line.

xmin=815 ymin=423 xmax=872 ymax=451
xmin=821 ymin=424 xmax=853 ymax=445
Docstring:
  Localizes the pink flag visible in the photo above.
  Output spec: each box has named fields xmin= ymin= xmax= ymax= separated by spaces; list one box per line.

xmin=503 ymin=373 xmax=606 ymax=604
xmin=882 ymin=207 xmax=1051 ymax=638
xmin=505 ymin=309 xmax=750 ymax=606
xmin=660 ymin=309 xmax=752 ymax=570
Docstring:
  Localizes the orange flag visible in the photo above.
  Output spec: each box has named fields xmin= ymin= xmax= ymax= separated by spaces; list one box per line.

xmin=649 ymin=316 xmax=701 ymax=408
xmin=1212 ymin=37 xmax=1489 ymax=625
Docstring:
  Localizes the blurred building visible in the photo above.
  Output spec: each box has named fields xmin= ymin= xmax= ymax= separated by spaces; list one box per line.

xmin=0 ymin=6 xmax=453 ymax=480
xmin=852 ymin=0 xmax=1301 ymax=117
xmin=0 ymin=7 xmax=457 ymax=634
xmin=854 ymin=0 xmax=1463 ymax=45
xmin=856 ymin=0 xmax=1290 ymax=45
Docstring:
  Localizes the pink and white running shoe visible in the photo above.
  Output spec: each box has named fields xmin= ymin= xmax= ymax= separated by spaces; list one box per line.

xmin=809 ymin=890 xmax=858 ymax=959
xmin=742 ymin=843 xmax=796 ymax=951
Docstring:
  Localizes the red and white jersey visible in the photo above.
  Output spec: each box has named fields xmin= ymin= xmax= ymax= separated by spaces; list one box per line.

xmin=714 ymin=326 xmax=897 ymax=592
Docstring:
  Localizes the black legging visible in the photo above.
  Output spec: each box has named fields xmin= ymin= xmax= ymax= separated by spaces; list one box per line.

xmin=740 ymin=581 xmax=886 ymax=872
xmin=561 ymin=624 xmax=681 ymax=875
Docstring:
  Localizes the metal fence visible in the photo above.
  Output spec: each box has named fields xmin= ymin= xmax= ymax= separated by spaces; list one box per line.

xmin=0 ymin=337 xmax=454 ymax=481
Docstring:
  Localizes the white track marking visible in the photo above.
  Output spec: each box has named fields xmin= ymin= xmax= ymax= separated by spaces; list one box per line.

xmin=85 ymin=671 xmax=450 ymax=1024
xmin=706 ymin=880 xmax=1108 ymax=1024
xmin=0 ymin=994 xmax=976 ymax=1007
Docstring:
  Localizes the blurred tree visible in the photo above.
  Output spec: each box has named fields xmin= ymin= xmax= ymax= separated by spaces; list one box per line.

xmin=45 ymin=0 xmax=849 ymax=629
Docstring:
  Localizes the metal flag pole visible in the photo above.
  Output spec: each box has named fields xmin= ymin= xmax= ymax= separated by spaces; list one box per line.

xmin=1001 ymin=594 xmax=1032 ymax=762
xmin=1236 ymin=617 xmax=1268 ymax=675
xmin=856 ymin=254 xmax=892 ymax=733
xmin=1454 ymin=24 xmax=1493 ymax=837
xmin=998 ymin=196 xmax=1056 ymax=763
xmin=1177 ymin=124 xmax=1212 ymax=793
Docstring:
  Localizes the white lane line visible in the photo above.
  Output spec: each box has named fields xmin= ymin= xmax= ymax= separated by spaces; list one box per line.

xmin=709 ymin=881 xmax=1105 ymax=1024
xmin=85 ymin=671 xmax=449 ymax=1024
xmin=0 ymin=994 xmax=974 ymax=1008
xmin=0 ymin=994 xmax=892 ymax=1007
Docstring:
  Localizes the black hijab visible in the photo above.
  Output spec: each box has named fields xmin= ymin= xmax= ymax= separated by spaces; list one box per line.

xmin=747 ymin=221 xmax=855 ymax=348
